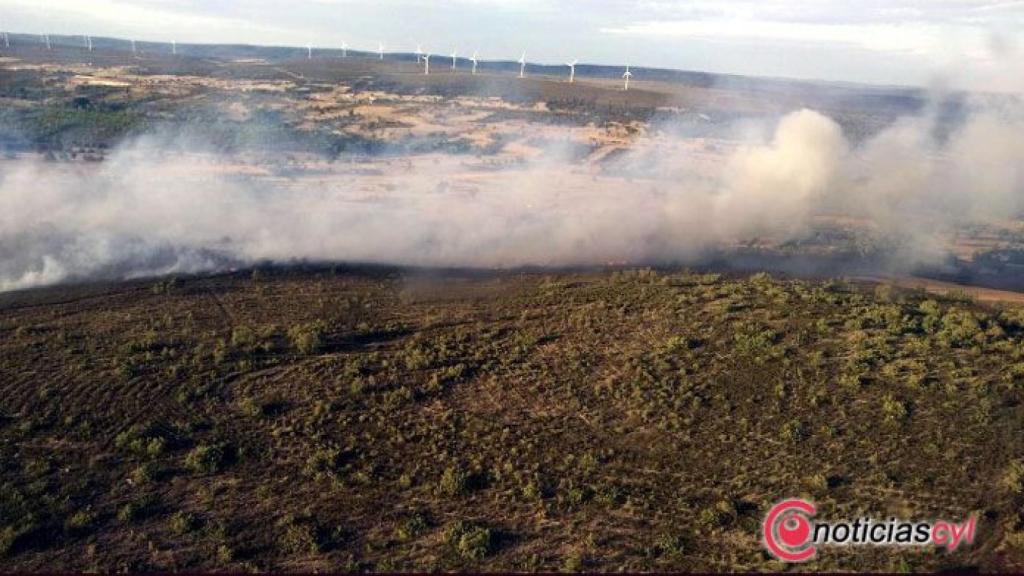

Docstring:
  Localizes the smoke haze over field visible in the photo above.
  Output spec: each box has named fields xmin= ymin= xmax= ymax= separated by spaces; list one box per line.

xmin=2 ymin=97 xmax=1024 ymax=292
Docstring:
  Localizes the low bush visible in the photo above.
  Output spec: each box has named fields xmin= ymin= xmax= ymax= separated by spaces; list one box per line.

xmin=288 ymin=321 xmax=327 ymax=355
xmin=170 ymin=511 xmax=200 ymax=535
xmin=278 ymin=517 xmax=322 ymax=555
xmin=64 ymin=510 xmax=96 ymax=534
xmin=117 ymin=494 xmax=158 ymax=524
xmin=438 ymin=466 xmax=468 ymax=497
xmin=185 ymin=443 xmax=227 ymax=474
xmin=445 ymin=521 xmax=493 ymax=561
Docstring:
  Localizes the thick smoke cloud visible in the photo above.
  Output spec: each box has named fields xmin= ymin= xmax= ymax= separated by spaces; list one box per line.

xmin=717 ymin=109 xmax=846 ymax=238
xmin=833 ymin=97 xmax=1024 ymax=266
xmin=1 ymin=98 xmax=1022 ymax=292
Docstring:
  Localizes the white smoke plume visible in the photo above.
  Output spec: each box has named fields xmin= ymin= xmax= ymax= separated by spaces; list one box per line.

xmin=833 ymin=97 xmax=1024 ymax=266
xmin=1 ymin=97 xmax=1022 ymax=292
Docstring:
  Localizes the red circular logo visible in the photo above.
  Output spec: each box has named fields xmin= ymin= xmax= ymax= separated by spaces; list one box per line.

xmin=763 ymin=499 xmax=817 ymax=562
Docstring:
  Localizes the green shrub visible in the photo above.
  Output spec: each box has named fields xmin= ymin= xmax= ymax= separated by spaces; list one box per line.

xmin=279 ymin=518 xmax=321 ymax=555
xmin=231 ymin=326 xmax=257 ymax=348
xmin=439 ymin=466 xmax=468 ymax=497
xmin=0 ymin=526 xmax=17 ymax=557
xmin=732 ymin=325 xmax=780 ymax=362
xmin=563 ymin=550 xmax=585 ymax=571
xmin=288 ymin=321 xmax=327 ymax=355
xmin=64 ymin=510 xmax=96 ymax=534
xmin=780 ymin=419 xmax=804 ymax=442
xmin=1001 ymin=460 xmax=1024 ymax=495
xmin=396 ymin=514 xmax=428 ymax=541
xmin=445 ymin=521 xmax=492 ymax=561
xmin=117 ymin=495 xmax=157 ymax=524
xmin=239 ymin=396 xmax=262 ymax=418
xmin=939 ymin=308 xmax=982 ymax=347
xmin=804 ymin=473 xmax=828 ymax=493
xmin=304 ymin=447 xmax=343 ymax=480
xmin=146 ymin=437 xmax=166 ymax=458
xmin=919 ymin=300 xmax=942 ymax=333
xmin=654 ymin=532 xmax=687 ymax=558
xmin=114 ymin=425 xmax=166 ymax=459
xmin=185 ymin=443 xmax=227 ymax=474
xmin=881 ymin=394 xmax=908 ymax=423
xmin=216 ymin=544 xmax=234 ymax=563
xmin=697 ymin=500 xmax=736 ymax=529
xmin=170 ymin=511 xmax=200 ymax=535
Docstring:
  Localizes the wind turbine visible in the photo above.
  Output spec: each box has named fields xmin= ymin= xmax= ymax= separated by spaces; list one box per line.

xmin=131 ymin=39 xmax=137 ymax=55
xmin=566 ymin=59 xmax=577 ymax=83
xmin=306 ymin=43 xmax=312 ymax=59
xmin=622 ymin=65 xmax=633 ymax=91
xmin=85 ymin=35 xmax=93 ymax=52
xmin=3 ymin=32 xmax=9 ymax=50
xmin=470 ymin=51 xmax=478 ymax=75
xmin=518 ymin=51 xmax=526 ymax=78
xmin=44 ymin=34 xmax=51 ymax=50
xmin=423 ymin=52 xmax=430 ymax=75
xmin=450 ymin=48 xmax=457 ymax=71
xmin=172 ymin=40 xmax=177 ymax=55
xmin=378 ymin=41 xmax=384 ymax=60
xmin=415 ymin=44 xmax=423 ymax=63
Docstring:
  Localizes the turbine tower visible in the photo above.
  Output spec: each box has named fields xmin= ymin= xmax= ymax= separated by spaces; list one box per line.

xmin=451 ymin=48 xmax=457 ymax=71
xmin=306 ymin=43 xmax=312 ymax=59
xmin=378 ymin=42 xmax=384 ymax=60
xmin=415 ymin=44 xmax=423 ymax=63
xmin=470 ymin=51 xmax=478 ymax=75
xmin=423 ymin=52 xmax=430 ymax=75
xmin=86 ymin=35 xmax=93 ymax=52
xmin=622 ymin=65 xmax=633 ymax=91
xmin=3 ymin=32 xmax=9 ymax=49
xmin=566 ymin=59 xmax=577 ymax=83
xmin=341 ymin=42 xmax=348 ymax=58
xmin=518 ymin=52 xmax=526 ymax=78
xmin=44 ymin=34 xmax=51 ymax=50
xmin=172 ymin=40 xmax=177 ymax=55
xmin=131 ymin=39 xmax=137 ymax=55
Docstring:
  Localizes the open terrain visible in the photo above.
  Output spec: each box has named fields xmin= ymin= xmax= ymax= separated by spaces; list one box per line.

xmin=3 ymin=268 xmax=1024 ymax=571
xmin=3 ymin=35 xmax=1024 ymax=573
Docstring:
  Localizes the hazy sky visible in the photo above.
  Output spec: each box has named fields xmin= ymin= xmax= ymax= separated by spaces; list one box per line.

xmin=2 ymin=0 xmax=1023 ymax=89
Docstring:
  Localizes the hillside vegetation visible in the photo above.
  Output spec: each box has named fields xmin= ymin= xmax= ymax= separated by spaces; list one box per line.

xmin=2 ymin=268 xmax=1024 ymax=571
